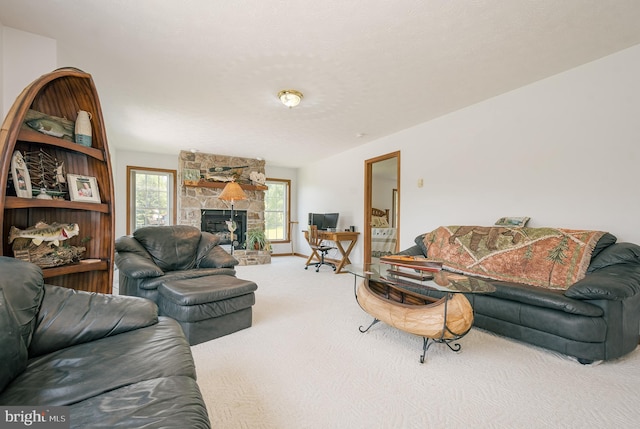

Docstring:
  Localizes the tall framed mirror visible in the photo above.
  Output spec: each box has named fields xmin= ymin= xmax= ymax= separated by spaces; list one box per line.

xmin=364 ymin=151 xmax=400 ymax=264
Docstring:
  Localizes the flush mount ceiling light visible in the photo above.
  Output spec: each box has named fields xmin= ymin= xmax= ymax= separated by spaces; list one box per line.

xmin=278 ymin=89 xmax=303 ymax=108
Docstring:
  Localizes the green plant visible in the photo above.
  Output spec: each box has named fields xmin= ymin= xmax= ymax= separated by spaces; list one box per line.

xmin=245 ymin=228 xmax=271 ymax=251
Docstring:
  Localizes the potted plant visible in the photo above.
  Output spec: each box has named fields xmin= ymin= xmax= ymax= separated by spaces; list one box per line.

xmin=245 ymin=228 xmax=271 ymax=252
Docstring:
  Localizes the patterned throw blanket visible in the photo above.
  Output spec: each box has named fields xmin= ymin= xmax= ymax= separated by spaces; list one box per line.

xmin=423 ymin=226 xmax=606 ymax=290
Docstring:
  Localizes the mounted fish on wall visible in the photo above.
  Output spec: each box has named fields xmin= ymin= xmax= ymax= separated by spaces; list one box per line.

xmin=8 ymin=221 xmax=79 ymax=247
xmin=24 ymin=109 xmax=75 ymax=141
xmin=205 ymin=165 xmax=248 ymax=182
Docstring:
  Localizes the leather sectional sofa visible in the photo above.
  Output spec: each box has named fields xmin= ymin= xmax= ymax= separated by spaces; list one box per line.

xmin=0 ymin=257 xmax=211 ymax=428
xmin=397 ymin=226 xmax=640 ymax=363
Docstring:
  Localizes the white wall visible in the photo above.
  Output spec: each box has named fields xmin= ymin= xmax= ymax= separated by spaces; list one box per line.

xmin=1 ymin=26 xmax=56 ymax=118
xmin=298 ymin=43 xmax=640 ymax=264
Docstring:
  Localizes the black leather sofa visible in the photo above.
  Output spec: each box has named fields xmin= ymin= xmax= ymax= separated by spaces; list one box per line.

xmin=397 ymin=231 xmax=640 ymax=363
xmin=0 ymin=257 xmax=211 ymax=428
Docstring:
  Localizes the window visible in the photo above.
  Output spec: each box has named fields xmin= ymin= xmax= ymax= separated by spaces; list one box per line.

xmin=264 ymin=178 xmax=290 ymax=242
xmin=127 ymin=166 xmax=176 ymax=234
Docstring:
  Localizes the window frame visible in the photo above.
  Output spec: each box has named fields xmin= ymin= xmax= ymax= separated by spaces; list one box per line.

xmin=264 ymin=178 xmax=291 ymax=243
xmin=126 ymin=166 xmax=177 ymax=234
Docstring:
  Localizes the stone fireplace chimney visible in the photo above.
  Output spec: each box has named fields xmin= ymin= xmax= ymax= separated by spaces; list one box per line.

xmin=177 ymin=151 xmax=267 ymax=249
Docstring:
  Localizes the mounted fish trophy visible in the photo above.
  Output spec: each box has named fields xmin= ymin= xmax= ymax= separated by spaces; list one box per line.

xmin=8 ymin=221 xmax=86 ymax=268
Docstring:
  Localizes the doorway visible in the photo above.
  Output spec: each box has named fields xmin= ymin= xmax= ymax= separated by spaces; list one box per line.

xmin=364 ymin=151 xmax=400 ymax=264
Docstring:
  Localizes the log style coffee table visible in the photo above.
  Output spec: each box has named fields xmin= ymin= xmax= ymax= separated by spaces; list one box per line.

xmin=346 ymin=262 xmax=495 ymax=363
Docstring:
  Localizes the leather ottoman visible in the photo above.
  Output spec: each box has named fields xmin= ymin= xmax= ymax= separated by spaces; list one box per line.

xmin=158 ymin=275 xmax=258 ymax=345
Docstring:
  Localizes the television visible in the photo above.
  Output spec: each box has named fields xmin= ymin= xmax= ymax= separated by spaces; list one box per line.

xmin=308 ymin=212 xmax=339 ymax=230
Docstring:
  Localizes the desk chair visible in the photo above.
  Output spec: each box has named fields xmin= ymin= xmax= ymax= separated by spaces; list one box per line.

xmin=305 ymin=225 xmax=337 ymax=272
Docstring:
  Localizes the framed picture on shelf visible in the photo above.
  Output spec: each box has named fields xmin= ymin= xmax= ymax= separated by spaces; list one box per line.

xmin=68 ymin=174 xmax=101 ymax=203
xmin=11 ymin=151 xmax=32 ymax=198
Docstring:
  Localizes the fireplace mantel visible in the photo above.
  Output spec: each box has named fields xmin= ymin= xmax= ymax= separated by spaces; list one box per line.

xmin=184 ymin=180 xmax=267 ymax=191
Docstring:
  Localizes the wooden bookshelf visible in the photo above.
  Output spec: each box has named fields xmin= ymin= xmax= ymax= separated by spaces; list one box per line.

xmin=0 ymin=68 xmax=115 ymax=294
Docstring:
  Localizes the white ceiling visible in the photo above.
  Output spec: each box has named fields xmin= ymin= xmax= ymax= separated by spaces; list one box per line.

xmin=2 ymin=0 xmax=640 ymax=168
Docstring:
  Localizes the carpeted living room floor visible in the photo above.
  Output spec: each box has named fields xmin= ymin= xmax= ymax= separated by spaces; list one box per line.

xmin=182 ymin=256 xmax=640 ymax=428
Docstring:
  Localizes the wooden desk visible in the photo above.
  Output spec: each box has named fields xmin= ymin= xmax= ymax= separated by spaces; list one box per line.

xmin=303 ymin=230 xmax=360 ymax=274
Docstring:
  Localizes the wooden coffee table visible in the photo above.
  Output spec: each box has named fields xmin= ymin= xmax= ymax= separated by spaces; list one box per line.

xmin=346 ymin=263 xmax=495 ymax=363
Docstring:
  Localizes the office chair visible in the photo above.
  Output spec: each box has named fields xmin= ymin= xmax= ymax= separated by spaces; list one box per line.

xmin=305 ymin=225 xmax=337 ymax=272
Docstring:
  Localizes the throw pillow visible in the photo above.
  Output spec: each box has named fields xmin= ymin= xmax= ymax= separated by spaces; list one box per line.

xmin=0 ymin=289 xmax=28 ymax=391
xmin=28 ymin=285 xmax=158 ymax=358
xmin=196 ymin=232 xmax=222 ymax=267
xmin=589 ymin=232 xmax=617 ymax=263
xmin=134 ymin=225 xmax=201 ymax=271
xmin=414 ymin=234 xmax=428 ymax=256
xmin=371 ymin=216 xmax=390 ymax=228
xmin=587 ymin=242 xmax=640 ymax=272
xmin=494 ymin=216 xmax=530 ymax=227
xmin=198 ymin=245 xmax=239 ymax=268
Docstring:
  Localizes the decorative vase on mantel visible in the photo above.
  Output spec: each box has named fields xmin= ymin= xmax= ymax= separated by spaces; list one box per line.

xmin=75 ymin=110 xmax=92 ymax=147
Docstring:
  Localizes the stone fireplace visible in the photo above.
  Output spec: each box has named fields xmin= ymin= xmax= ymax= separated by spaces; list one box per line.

xmin=178 ymin=151 xmax=270 ymax=264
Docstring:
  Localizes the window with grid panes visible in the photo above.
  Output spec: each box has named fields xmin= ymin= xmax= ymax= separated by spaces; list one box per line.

xmin=127 ymin=167 xmax=176 ymax=234
xmin=264 ymin=179 xmax=290 ymax=242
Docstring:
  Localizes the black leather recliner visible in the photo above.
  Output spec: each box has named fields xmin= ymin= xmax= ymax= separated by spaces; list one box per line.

xmin=115 ymin=225 xmax=258 ymax=345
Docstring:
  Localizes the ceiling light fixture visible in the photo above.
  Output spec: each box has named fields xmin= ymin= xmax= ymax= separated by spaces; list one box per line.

xmin=278 ymin=89 xmax=303 ymax=108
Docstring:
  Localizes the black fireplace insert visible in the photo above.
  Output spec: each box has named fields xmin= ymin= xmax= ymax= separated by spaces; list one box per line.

xmin=201 ymin=209 xmax=247 ymax=249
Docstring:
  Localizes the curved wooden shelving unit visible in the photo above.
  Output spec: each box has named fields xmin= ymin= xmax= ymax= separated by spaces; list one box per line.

xmin=0 ymin=67 xmax=115 ymax=294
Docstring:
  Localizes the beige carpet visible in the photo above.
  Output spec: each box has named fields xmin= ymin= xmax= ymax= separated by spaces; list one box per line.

xmin=191 ymin=256 xmax=640 ymax=428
